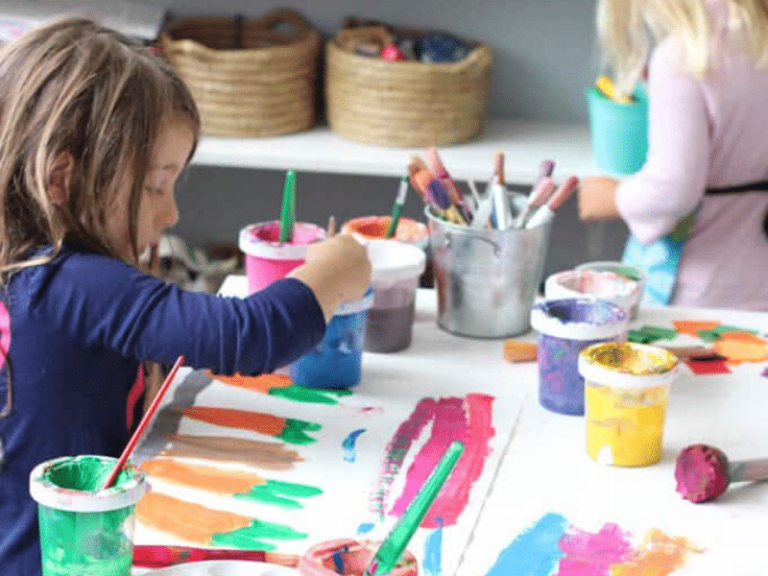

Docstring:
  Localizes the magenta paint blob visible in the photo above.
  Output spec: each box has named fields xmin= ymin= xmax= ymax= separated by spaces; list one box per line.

xmin=530 ymin=299 xmax=628 ymax=416
xmin=239 ymin=221 xmax=325 ymax=294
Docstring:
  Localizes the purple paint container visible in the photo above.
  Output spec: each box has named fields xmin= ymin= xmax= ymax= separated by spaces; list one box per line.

xmin=530 ymin=298 xmax=629 ymax=416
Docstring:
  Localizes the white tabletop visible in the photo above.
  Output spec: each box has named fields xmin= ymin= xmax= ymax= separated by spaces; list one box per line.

xmin=134 ymin=278 xmax=768 ymax=576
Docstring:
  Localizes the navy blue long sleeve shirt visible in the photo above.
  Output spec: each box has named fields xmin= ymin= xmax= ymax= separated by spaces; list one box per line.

xmin=0 ymin=245 xmax=325 ymax=575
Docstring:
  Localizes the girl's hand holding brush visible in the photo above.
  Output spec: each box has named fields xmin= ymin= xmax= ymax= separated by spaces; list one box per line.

xmin=289 ymin=235 xmax=371 ymax=322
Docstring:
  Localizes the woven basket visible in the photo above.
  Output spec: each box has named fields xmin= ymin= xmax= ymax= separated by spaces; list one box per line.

xmin=325 ymin=37 xmax=493 ymax=147
xmin=161 ymin=9 xmax=321 ymax=137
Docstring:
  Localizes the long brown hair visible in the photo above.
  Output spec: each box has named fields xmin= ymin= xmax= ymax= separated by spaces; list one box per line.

xmin=0 ymin=17 xmax=200 ymax=282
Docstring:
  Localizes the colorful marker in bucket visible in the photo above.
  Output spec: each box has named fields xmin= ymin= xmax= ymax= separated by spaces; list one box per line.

xmin=530 ymin=298 xmax=629 ymax=416
xmin=29 ymin=455 xmax=146 ymax=576
xmin=579 ymin=342 xmax=678 ymax=466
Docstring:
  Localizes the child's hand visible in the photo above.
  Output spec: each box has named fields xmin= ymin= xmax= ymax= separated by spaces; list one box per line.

xmin=289 ymin=234 xmax=372 ymax=321
xmin=578 ymin=176 xmax=622 ymax=221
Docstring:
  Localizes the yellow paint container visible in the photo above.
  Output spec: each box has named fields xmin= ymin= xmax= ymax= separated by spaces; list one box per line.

xmin=578 ymin=342 xmax=678 ymax=467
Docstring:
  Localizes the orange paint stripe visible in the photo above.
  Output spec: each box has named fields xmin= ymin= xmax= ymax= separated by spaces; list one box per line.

xmin=183 ymin=406 xmax=286 ymax=436
xmin=718 ymin=331 xmax=766 ymax=344
xmin=671 ymin=320 xmax=721 ymax=337
xmin=611 ymin=528 xmax=702 ymax=576
xmin=140 ymin=458 xmax=265 ymax=495
xmin=136 ymin=491 xmax=251 ymax=544
xmin=207 ymin=372 xmax=293 ymax=393
xmin=713 ymin=339 xmax=768 ymax=365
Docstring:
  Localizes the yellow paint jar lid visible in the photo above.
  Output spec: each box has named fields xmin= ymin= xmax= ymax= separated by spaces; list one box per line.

xmin=578 ymin=342 xmax=679 ymax=389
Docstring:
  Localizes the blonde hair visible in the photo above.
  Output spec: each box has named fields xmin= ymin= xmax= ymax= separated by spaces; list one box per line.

xmin=0 ymin=17 xmax=200 ymax=282
xmin=597 ymin=0 xmax=768 ymax=95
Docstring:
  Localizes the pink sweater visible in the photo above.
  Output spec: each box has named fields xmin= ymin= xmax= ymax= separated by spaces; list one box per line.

xmin=615 ymin=2 xmax=768 ymax=310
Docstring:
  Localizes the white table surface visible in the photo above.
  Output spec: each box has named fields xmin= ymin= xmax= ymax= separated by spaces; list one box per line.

xmin=134 ymin=279 xmax=768 ymax=576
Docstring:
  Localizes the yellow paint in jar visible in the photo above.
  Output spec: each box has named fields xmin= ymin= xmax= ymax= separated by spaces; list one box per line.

xmin=579 ymin=342 xmax=678 ymax=467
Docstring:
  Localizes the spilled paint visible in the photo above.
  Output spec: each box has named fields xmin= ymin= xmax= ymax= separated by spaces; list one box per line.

xmin=486 ymin=513 xmax=568 ymax=576
xmin=556 ymin=522 xmax=633 ymax=575
xmin=211 ymin=371 xmax=352 ymax=404
xmin=136 ymin=491 xmax=307 ymax=551
xmin=342 ymin=428 xmax=367 ymax=462
xmin=388 ymin=394 xmax=495 ymax=528
xmin=181 ymin=406 xmax=321 ymax=444
xmin=370 ymin=397 xmax=436 ymax=518
xmin=234 ymin=479 xmax=323 ymax=509
xmin=422 ymin=523 xmax=443 ymax=576
xmin=140 ymin=458 xmax=265 ymax=494
xmin=357 ymin=522 xmax=375 ymax=535
xmin=485 ymin=514 xmax=701 ymax=576
xmin=161 ymin=434 xmax=303 ymax=470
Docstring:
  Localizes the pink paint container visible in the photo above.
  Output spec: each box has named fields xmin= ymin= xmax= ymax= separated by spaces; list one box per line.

xmin=239 ymin=221 xmax=326 ymax=294
xmin=299 ymin=538 xmax=418 ymax=576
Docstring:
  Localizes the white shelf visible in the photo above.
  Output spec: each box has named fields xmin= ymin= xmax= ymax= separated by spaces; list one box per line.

xmin=191 ymin=117 xmax=599 ymax=186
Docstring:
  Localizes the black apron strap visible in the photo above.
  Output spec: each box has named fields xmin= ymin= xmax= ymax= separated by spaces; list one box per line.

xmin=704 ymin=179 xmax=768 ymax=237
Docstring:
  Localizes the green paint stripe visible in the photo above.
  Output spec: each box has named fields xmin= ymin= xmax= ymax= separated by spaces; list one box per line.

xmin=268 ymin=385 xmax=339 ymax=405
xmin=234 ymin=479 xmax=323 ymax=509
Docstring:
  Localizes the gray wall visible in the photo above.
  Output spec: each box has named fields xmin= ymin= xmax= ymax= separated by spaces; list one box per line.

xmin=135 ymin=0 xmax=629 ymax=277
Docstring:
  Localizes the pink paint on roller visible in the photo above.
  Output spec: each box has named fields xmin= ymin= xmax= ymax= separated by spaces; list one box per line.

xmin=388 ymin=394 xmax=494 ymax=528
xmin=239 ymin=221 xmax=326 ymax=294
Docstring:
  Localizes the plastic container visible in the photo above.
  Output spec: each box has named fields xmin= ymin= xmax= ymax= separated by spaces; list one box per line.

xmin=365 ymin=240 xmax=426 ymax=353
xmin=586 ymin=84 xmax=648 ymax=175
xmin=545 ymin=269 xmax=642 ymax=320
xmin=426 ymin=192 xmax=552 ymax=338
xmin=530 ymin=298 xmax=629 ymax=416
xmin=579 ymin=342 xmax=679 ymax=466
xmin=342 ymin=216 xmax=429 ymax=250
xmin=289 ymin=290 xmax=374 ymax=388
xmin=299 ymin=538 xmax=417 ymax=576
xmin=29 ymin=455 xmax=146 ymax=576
xmin=574 ymin=261 xmax=649 ymax=318
xmin=239 ymin=221 xmax=326 ymax=294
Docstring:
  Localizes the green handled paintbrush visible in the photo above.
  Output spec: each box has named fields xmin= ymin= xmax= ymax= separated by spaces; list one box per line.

xmin=384 ymin=176 xmax=409 ymax=239
xmin=279 ymin=170 xmax=296 ymax=243
xmin=363 ymin=441 xmax=464 ymax=576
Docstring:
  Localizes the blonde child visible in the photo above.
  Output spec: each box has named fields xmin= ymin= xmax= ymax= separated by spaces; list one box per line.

xmin=0 ymin=18 xmax=371 ymax=574
xmin=579 ymin=0 xmax=768 ymax=309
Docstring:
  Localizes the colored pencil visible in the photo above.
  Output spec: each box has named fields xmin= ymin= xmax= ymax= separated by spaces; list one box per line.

xmin=385 ymin=176 xmax=409 ymax=239
xmin=279 ymin=170 xmax=296 ymax=243
xmin=101 ymin=355 xmax=184 ymax=490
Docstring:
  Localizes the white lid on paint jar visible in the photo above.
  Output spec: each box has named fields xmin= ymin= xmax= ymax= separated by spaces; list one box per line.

xmin=29 ymin=455 xmax=146 ymax=513
xmin=367 ymin=240 xmax=426 ymax=284
xmin=530 ymin=298 xmax=629 ymax=341
xmin=578 ymin=342 xmax=679 ymax=390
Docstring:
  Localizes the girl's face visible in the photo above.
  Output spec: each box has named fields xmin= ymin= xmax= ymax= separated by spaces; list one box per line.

xmin=106 ymin=116 xmax=195 ymax=261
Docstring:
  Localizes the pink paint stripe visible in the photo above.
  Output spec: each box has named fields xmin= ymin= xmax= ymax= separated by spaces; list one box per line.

xmin=390 ymin=394 xmax=495 ymax=528
xmin=370 ymin=398 xmax=437 ymax=516
xmin=555 ymin=523 xmax=634 ymax=576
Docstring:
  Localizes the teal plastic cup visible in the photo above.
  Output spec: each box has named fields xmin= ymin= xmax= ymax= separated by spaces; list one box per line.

xmin=29 ymin=455 xmax=147 ymax=576
xmin=586 ymin=85 xmax=648 ymax=175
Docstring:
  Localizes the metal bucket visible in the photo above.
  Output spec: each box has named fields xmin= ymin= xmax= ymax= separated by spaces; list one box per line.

xmin=426 ymin=192 xmax=552 ymax=338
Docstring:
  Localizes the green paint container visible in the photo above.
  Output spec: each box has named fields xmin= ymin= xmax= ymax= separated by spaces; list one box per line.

xmin=29 ymin=455 xmax=146 ymax=576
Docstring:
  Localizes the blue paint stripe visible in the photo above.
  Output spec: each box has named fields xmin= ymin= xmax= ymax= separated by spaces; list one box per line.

xmin=342 ymin=428 xmax=367 ymax=462
xmin=485 ymin=513 xmax=568 ymax=576
xmin=423 ymin=526 xmax=443 ymax=576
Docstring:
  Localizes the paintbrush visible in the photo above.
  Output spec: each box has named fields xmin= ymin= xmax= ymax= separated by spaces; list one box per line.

xmin=279 ymin=170 xmax=296 ymax=243
xmin=675 ymin=444 xmax=768 ymax=503
xmin=514 ymin=176 xmax=556 ymax=228
xmin=133 ymin=545 xmax=273 ymax=568
xmin=362 ymin=441 xmax=464 ymax=576
xmin=524 ymin=175 xmax=579 ymax=229
xmin=101 ymin=355 xmax=184 ymax=490
xmin=385 ymin=176 xmax=409 ymax=239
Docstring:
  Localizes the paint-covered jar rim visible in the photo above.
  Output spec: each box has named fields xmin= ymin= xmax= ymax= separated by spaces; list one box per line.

xmin=578 ymin=342 xmax=679 ymax=389
xmin=367 ymin=239 xmax=426 ymax=284
xmin=530 ymin=298 xmax=629 ymax=341
xmin=29 ymin=455 xmax=146 ymax=513
xmin=239 ymin=221 xmax=326 ymax=260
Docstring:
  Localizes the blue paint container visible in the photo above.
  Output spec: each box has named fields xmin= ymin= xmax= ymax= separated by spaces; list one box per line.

xmin=530 ymin=298 xmax=628 ymax=416
xmin=289 ymin=290 xmax=374 ymax=389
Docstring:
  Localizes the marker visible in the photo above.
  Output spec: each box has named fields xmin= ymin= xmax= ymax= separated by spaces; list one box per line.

xmin=362 ymin=441 xmax=464 ymax=576
xmin=490 ymin=176 xmax=513 ymax=230
xmin=423 ymin=147 xmax=472 ymax=221
xmin=516 ymin=177 xmax=556 ymax=228
xmin=524 ymin=175 xmax=579 ymax=229
xmin=385 ymin=176 xmax=409 ymax=239
xmin=279 ymin=170 xmax=296 ymax=243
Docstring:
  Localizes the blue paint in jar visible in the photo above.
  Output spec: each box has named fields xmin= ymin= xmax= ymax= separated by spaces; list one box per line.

xmin=530 ymin=298 xmax=628 ymax=416
xmin=289 ymin=290 xmax=373 ymax=389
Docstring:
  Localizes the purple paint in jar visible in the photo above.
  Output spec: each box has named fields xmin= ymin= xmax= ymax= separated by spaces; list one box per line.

xmin=530 ymin=298 xmax=629 ymax=415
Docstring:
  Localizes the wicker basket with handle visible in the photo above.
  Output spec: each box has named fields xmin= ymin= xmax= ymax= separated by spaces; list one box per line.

xmin=160 ymin=9 xmax=321 ymax=137
xmin=325 ymin=29 xmax=493 ymax=147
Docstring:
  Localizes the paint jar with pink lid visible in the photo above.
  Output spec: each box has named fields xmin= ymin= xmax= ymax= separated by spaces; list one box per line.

xmin=579 ymin=342 xmax=679 ymax=466
xmin=530 ymin=298 xmax=629 ymax=416
xmin=29 ymin=455 xmax=146 ymax=576
xmin=239 ymin=221 xmax=326 ymax=294
xmin=299 ymin=538 xmax=418 ymax=576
